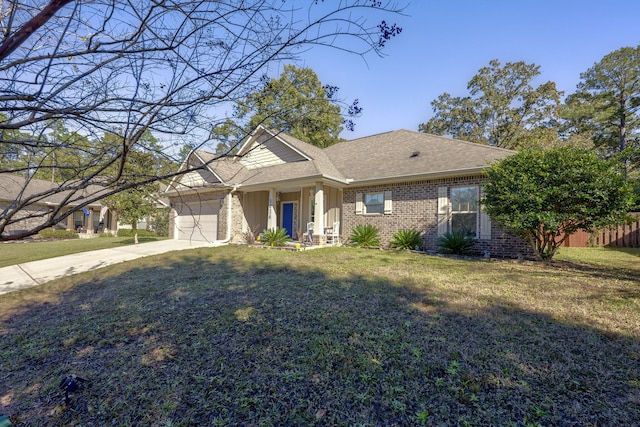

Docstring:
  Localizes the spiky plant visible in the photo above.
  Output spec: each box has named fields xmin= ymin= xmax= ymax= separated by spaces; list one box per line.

xmin=390 ymin=229 xmax=422 ymax=250
xmin=348 ymin=224 xmax=381 ymax=247
xmin=436 ymin=230 xmax=476 ymax=255
xmin=261 ymin=228 xmax=291 ymax=247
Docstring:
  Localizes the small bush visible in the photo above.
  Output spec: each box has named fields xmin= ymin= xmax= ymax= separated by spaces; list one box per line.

xmin=390 ymin=229 xmax=422 ymax=250
xmin=116 ymin=229 xmax=158 ymax=238
xmin=437 ymin=230 xmax=475 ymax=255
xmin=38 ymin=228 xmax=79 ymax=239
xmin=149 ymin=207 xmax=170 ymax=237
xmin=260 ymin=228 xmax=291 ymax=247
xmin=348 ymin=224 xmax=380 ymax=247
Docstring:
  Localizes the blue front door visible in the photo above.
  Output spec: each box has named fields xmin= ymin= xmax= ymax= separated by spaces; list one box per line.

xmin=282 ymin=202 xmax=294 ymax=238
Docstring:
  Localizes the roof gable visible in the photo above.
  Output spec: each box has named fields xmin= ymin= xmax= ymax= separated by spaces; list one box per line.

xmin=238 ymin=127 xmax=310 ymax=169
xmin=166 ymin=150 xmax=228 ymax=192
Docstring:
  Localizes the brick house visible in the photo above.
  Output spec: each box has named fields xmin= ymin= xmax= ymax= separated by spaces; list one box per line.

xmin=166 ymin=126 xmax=531 ymax=257
xmin=0 ymin=175 xmax=117 ymax=238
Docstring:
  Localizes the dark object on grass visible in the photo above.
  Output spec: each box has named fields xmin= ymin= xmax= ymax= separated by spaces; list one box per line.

xmin=59 ymin=375 xmax=90 ymax=404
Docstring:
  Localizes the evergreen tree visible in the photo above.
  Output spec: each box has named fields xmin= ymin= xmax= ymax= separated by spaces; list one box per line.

xmin=562 ymin=45 xmax=640 ymax=175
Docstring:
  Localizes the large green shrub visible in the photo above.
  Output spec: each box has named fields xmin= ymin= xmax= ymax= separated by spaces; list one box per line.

xmin=483 ymin=147 xmax=636 ymax=260
xmin=260 ymin=228 xmax=291 ymax=247
xmin=348 ymin=224 xmax=380 ymax=247
xmin=390 ymin=229 xmax=422 ymax=250
xmin=437 ymin=230 xmax=475 ymax=255
xmin=38 ymin=228 xmax=79 ymax=239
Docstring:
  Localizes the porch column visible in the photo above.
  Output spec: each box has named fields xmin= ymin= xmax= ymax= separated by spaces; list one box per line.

xmin=86 ymin=209 xmax=94 ymax=234
xmin=267 ymin=187 xmax=277 ymax=230
xmin=314 ymin=182 xmax=325 ymax=243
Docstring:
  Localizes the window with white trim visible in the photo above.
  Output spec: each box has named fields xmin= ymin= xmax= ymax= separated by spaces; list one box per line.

xmin=450 ymin=186 xmax=478 ymax=237
xmin=364 ymin=192 xmax=384 ymax=214
xmin=438 ymin=185 xmax=491 ymax=239
xmin=356 ymin=190 xmax=392 ymax=215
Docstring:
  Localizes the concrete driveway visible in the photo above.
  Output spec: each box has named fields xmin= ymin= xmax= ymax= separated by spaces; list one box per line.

xmin=0 ymin=239 xmax=214 ymax=295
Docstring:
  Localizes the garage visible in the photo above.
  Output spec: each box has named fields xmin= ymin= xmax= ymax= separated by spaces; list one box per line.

xmin=175 ymin=200 xmax=219 ymax=242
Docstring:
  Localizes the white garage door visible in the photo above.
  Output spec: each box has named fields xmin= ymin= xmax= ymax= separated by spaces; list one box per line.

xmin=175 ymin=200 xmax=219 ymax=242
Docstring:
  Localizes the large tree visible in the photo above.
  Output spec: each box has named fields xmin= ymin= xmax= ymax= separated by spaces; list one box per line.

xmin=0 ymin=0 xmax=403 ymax=240
xmin=419 ymin=60 xmax=562 ymax=149
xmin=232 ymin=65 xmax=357 ymax=149
xmin=102 ymin=130 xmax=165 ymax=235
xmin=28 ymin=120 xmax=92 ymax=183
xmin=562 ymin=45 xmax=640 ymax=175
xmin=482 ymin=147 xmax=635 ymax=260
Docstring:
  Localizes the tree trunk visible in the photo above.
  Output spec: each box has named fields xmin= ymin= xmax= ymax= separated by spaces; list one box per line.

xmin=0 ymin=0 xmax=74 ymax=61
xmin=619 ymin=93 xmax=628 ymax=177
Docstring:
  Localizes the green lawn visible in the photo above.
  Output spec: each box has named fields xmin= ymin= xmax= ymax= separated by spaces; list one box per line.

xmin=555 ymin=245 xmax=640 ymax=271
xmin=0 ymin=246 xmax=638 ymax=426
xmin=0 ymin=236 xmax=164 ymax=268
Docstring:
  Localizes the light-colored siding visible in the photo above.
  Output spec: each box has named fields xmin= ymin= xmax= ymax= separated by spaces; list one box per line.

xmin=242 ymin=191 xmax=269 ymax=235
xmin=179 ymin=171 xmax=207 ymax=187
xmin=240 ymin=133 xmax=307 ymax=169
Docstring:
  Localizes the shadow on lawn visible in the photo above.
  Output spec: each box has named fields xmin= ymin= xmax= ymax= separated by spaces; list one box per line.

xmin=1 ymin=249 xmax=639 ymax=426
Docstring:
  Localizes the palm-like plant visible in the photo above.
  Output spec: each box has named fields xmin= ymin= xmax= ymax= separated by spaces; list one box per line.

xmin=436 ymin=230 xmax=476 ymax=255
xmin=260 ymin=228 xmax=291 ymax=247
xmin=390 ymin=229 xmax=422 ymax=250
xmin=348 ymin=224 xmax=381 ymax=247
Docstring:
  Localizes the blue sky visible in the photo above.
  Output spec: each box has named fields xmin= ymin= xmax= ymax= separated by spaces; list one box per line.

xmin=290 ymin=0 xmax=640 ymax=140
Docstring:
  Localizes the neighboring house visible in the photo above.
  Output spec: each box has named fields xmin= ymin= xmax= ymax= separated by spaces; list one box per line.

xmin=0 ymin=174 xmax=117 ymax=237
xmin=165 ymin=126 xmax=531 ymax=257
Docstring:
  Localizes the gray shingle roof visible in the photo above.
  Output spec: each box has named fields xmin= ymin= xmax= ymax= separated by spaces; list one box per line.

xmin=324 ymin=129 xmax=514 ymax=182
xmin=0 ymin=175 xmax=106 ymax=206
xmin=182 ymin=128 xmax=514 ymax=189
xmin=194 ymin=151 xmax=244 ymax=183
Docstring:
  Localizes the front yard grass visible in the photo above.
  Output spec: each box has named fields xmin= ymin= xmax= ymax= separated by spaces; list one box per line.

xmin=0 ymin=236 xmax=165 ymax=268
xmin=0 ymin=246 xmax=638 ymax=426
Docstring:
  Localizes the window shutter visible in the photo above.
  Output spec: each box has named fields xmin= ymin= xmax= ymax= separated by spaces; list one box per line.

xmin=479 ymin=186 xmax=492 ymax=240
xmin=437 ymin=186 xmax=449 ymax=237
xmin=384 ymin=190 xmax=392 ymax=214
xmin=355 ymin=193 xmax=363 ymax=215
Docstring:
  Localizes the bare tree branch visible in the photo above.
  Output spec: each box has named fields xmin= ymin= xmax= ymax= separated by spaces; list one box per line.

xmin=0 ymin=0 xmax=405 ymax=240
xmin=0 ymin=0 xmax=73 ymax=61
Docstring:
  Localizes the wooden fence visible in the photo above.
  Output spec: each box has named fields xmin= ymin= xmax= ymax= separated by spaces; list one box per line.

xmin=563 ymin=213 xmax=640 ymax=247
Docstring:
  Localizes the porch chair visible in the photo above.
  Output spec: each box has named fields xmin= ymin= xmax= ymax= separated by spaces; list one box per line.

xmin=327 ymin=221 xmax=340 ymax=245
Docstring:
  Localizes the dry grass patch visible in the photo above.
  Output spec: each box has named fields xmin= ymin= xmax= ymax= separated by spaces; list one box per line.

xmin=0 ymin=246 xmax=638 ymax=426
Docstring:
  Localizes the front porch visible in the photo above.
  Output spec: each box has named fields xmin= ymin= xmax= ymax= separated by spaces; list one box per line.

xmin=240 ymin=183 xmax=342 ymax=245
xmin=61 ymin=206 xmax=116 ymax=238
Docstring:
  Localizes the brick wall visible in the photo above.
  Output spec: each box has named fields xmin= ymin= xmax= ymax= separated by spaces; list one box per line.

xmin=0 ymin=202 xmax=50 ymax=236
xmin=342 ymin=176 xmax=532 ymax=259
xmin=229 ymin=191 xmax=245 ymax=242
